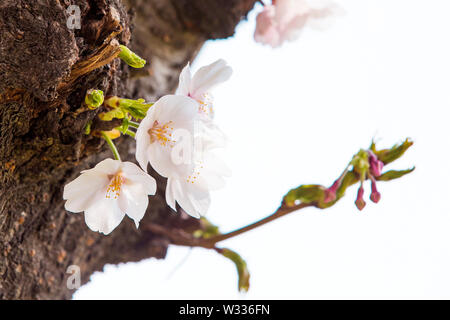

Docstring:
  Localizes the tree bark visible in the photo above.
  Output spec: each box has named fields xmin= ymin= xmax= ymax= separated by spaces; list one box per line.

xmin=0 ymin=0 xmax=256 ymax=299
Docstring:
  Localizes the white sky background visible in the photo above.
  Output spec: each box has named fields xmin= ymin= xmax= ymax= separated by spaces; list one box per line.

xmin=74 ymin=0 xmax=450 ymax=299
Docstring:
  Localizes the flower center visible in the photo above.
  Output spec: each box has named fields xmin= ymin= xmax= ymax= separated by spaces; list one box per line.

xmin=197 ymin=93 xmax=214 ymax=118
xmin=106 ymin=173 xmax=125 ymax=199
xmin=148 ymin=120 xmax=174 ymax=146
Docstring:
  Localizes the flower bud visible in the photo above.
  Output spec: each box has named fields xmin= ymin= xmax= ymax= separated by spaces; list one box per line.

xmin=355 ymin=185 xmax=366 ymax=211
xmin=324 ymin=180 xmax=340 ymax=203
xmin=370 ymin=180 xmax=381 ymax=203
xmin=118 ymin=45 xmax=146 ymax=68
xmin=85 ymin=89 xmax=104 ymax=110
xmin=369 ymin=151 xmax=384 ymax=177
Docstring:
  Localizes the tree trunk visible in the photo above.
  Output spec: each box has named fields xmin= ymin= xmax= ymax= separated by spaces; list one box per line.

xmin=0 ymin=0 xmax=256 ymax=299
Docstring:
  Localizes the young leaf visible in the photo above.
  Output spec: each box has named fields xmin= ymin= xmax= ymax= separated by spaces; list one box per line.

xmin=219 ymin=248 xmax=250 ymax=293
xmin=373 ymin=138 xmax=413 ymax=165
xmin=376 ymin=168 xmax=415 ymax=181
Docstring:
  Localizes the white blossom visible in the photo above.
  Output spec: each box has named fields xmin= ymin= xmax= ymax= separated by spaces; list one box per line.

xmin=63 ymin=158 xmax=156 ymax=235
xmin=254 ymin=0 xmax=342 ymax=48
xmin=176 ymin=59 xmax=232 ymax=120
xmin=135 ymin=94 xmax=199 ymax=178
xmin=135 ymin=94 xmax=230 ymax=218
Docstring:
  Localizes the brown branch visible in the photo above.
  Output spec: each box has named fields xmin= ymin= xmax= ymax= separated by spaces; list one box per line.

xmin=145 ymin=202 xmax=313 ymax=249
xmin=207 ymin=202 xmax=312 ymax=244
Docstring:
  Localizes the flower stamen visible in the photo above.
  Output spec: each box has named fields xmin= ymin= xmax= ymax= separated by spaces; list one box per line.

xmin=186 ymin=161 xmax=204 ymax=184
xmin=197 ymin=93 xmax=214 ymax=117
xmin=149 ymin=120 xmax=175 ymax=147
xmin=106 ymin=173 xmax=125 ymax=199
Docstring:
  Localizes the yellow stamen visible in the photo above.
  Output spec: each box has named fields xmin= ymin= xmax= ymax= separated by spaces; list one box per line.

xmin=148 ymin=120 xmax=175 ymax=147
xmin=106 ymin=173 xmax=125 ymax=199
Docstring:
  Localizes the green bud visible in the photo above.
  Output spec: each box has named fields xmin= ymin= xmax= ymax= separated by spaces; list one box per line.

xmin=84 ymin=89 xmax=104 ymax=110
xmin=118 ymin=45 xmax=146 ymax=68
xmin=84 ymin=121 xmax=92 ymax=135
xmin=350 ymin=149 xmax=370 ymax=179
xmin=283 ymin=184 xmax=325 ymax=207
xmin=193 ymin=217 xmax=221 ymax=239
xmin=219 ymin=248 xmax=250 ymax=293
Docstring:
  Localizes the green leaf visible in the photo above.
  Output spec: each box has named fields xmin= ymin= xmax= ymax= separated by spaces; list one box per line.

xmin=119 ymin=98 xmax=153 ymax=120
xmin=377 ymin=167 xmax=415 ymax=181
xmin=374 ymin=138 xmax=414 ymax=165
xmin=219 ymin=248 xmax=250 ymax=293
xmin=283 ymin=184 xmax=325 ymax=207
xmin=118 ymin=45 xmax=146 ymax=68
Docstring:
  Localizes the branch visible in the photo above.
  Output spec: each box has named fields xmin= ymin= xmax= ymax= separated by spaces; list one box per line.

xmin=145 ymin=202 xmax=312 ymax=249
xmin=146 ymin=139 xmax=414 ymax=251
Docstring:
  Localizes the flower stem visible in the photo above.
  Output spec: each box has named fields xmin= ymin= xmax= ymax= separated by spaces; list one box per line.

xmin=125 ymin=130 xmax=135 ymax=138
xmin=127 ymin=120 xmax=140 ymax=129
xmin=101 ymin=131 xmax=121 ymax=161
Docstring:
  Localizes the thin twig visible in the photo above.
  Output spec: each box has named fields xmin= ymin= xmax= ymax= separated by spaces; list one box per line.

xmin=207 ymin=202 xmax=312 ymax=244
xmin=145 ymin=202 xmax=313 ymax=249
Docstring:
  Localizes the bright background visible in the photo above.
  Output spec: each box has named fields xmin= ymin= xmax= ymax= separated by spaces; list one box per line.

xmin=74 ymin=0 xmax=450 ymax=299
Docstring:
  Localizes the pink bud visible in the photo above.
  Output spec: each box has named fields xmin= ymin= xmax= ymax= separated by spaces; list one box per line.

xmin=355 ymin=186 xmax=366 ymax=210
xmin=370 ymin=180 xmax=381 ymax=203
xmin=324 ymin=180 xmax=340 ymax=203
xmin=369 ymin=152 xmax=384 ymax=177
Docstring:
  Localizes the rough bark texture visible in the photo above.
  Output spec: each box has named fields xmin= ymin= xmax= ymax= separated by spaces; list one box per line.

xmin=0 ymin=0 xmax=256 ymax=299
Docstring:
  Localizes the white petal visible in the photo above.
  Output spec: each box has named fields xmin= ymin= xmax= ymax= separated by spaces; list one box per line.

xmin=156 ymin=94 xmax=198 ymax=125
xmin=195 ymin=120 xmax=227 ymax=150
xmin=121 ymin=161 xmax=157 ymax=195
xmin=84 ymin=198 xmax=125 ymax=235
xmin=176 ymin=63 xmax=192 ymax=96
xmin=135 ymin=110 xmax=155 ymax=172
xmin=165 ymin=177 xmax=177 ymax=211
xmin=190 ymin=59 xmax=232 ymax=98
xmin=81 ymin=158 xmax=120 ymax=175
xmin=173 ymin=178 xmax=211 ymax=218
xmin=147 ymin=143 xmax=179 ymax=178
xmin=118 ymin=184 xmax=149 ymax=229
xmin=174 ymin=186 xmax=201 ymax=218
xmin=63 ymin=172 xmax=109 ymax=212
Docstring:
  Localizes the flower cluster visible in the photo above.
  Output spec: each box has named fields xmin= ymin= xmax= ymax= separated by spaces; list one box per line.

xmin=64 ymin=59 xmax=232 ymax=234
xmin=323 ymin=149 xmax=390 ymax=210
xmin=283 ymin=139 xmax=414 ymax=212
xmin=254 ymin=0 xmax=342 ymax=48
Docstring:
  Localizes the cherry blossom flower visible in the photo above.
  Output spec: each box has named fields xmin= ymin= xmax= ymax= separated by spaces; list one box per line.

xmin=165 ymin=152 xmax=231 ymax=217
xmin=176 ymin=59 xmax=232 ymax=120
xmin=135 ymin=93 xmax=231 ymax=218
xmin=176 ymin=59 xmax=232 ymax=150
xmin=254 ymin=0 xmax=342 ymax=48
xmin=63 ymin=158 xmax=156 ymax=235
xmin=135 ymin=94 xmax=199 ymax=178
